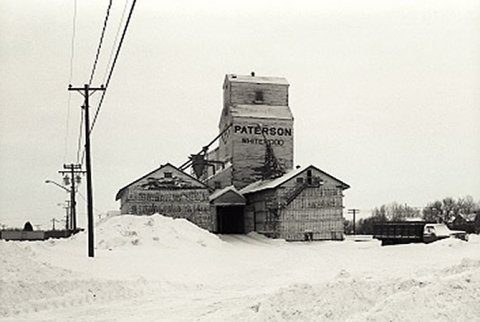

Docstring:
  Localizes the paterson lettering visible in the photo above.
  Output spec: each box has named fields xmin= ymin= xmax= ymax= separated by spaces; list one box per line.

xmin=233 ymin=125 xmax=292 ymax=136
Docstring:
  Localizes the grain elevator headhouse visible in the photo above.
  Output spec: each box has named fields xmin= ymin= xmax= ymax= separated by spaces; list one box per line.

xmin=207 ymin=73 xmax=294 ymax=190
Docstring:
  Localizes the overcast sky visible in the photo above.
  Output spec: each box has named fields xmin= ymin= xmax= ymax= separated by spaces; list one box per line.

xmin=1 ymin=0 xmax=479 ymax=229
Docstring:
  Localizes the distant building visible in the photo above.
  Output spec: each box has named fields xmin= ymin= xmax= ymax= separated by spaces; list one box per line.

xmin=115 ymin=73 xmax=350 ymax=241
xmin=450 ymin=213 xmax=478 ymax=233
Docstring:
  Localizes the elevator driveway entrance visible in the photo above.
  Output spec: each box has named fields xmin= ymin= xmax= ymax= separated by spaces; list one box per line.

xmin=209 ymin=186 xmax=246 ymax=234
xmin=216 ymin=205 xmax=245 ymax=234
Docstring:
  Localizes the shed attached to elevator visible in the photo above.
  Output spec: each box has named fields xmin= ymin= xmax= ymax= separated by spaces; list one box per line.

xmin=241 ymin=165 xmax=350 ymax=241
xmin=115 ymin=163 xmax=213 ymax=231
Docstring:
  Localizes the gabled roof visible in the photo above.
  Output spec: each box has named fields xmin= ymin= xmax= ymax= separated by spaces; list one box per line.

xmin=452 ymin=213 xmax=477 ymax=223
xmin=115 ymin=163 xmax=209 ymax=200
xmin=209 ymin=185 xmax=246 ymax=205
xmin=240 ymin=165 xmax=350 ymax=195
xmin=224 ymin=74 xmax=289 ymax=87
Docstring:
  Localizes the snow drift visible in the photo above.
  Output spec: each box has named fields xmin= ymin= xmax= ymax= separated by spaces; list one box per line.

xmin=94 ymin=214 xmax=223 ymax=249
xmin=1 ymin=214 xmax=480 ymax=321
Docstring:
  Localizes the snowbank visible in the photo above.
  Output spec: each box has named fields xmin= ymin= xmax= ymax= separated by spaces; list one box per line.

xmin=95 ymin=213 xmax=223 ymax=250
xmin=245 ymin=258 xmax=480 ymax=322
xmin=0 ymin=240 xmax=155 ymax=317
xmin=1 ymin=215 xmax=480 ymax=322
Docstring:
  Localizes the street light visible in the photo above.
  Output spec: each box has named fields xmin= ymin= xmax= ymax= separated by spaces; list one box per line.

xmin=45 ymin=180 xmax=70 ymax=193
xmin=45 ymin=179 xmax=76 ymax=231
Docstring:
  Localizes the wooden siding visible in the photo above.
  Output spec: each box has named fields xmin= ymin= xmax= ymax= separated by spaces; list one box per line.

xmin=209 ymin=205 xmax=218 ymax=232
xmin=279 ymin=186 xmax=344 ymax=241
xmin=229 ymin=82 xmax=288 ymax=106
xmin=231 ymin=118 xmax=293 ymax=189
xmin=118 ymin=164 xmax=213 ymax=231
xmin=244 ymin=205 xmax=255 ymax=233
xmin=217 ymin=74 xmax=294 ymax=190
xmin=121 ymin=188 xmax=212 ymax=231
xmin=245 ymin=189 xmax=279 ymax=236
xmin=244 ymin=166 xmax=346 ymax=241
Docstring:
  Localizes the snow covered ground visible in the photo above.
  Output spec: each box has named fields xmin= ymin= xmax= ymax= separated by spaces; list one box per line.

xmin=1 ymin=214 xmax=479 ymax=322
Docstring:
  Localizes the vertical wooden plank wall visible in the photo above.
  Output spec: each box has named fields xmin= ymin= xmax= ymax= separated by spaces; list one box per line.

xmin=231 ymin=118 xmax=294 ymax=189
xmin=218 ymin=76 xmax=294 ymax=190
xmin=229 ymin=82 xmax=288 ymax=106
xmin=280 ymin=186 xmax=344 ymax=241
xmin=121 ymin=188 xmax=213 ymax=231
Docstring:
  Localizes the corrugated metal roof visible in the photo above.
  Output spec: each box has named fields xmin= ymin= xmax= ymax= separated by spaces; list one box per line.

xmin=230 ymin=104 xmax=293 ymax=120
xmin=225 ymin=74 xmax=289 ymax=86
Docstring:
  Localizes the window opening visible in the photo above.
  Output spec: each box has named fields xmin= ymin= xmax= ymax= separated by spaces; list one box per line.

xmin=307 ymin=169 xmax=313 ymax=185
xmin=255 ymin=91 xmax=263 ymax=103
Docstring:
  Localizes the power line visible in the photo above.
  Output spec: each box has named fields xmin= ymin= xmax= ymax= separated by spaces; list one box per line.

xmin=76 ymin=0 xmax=112 ymax=165
xmin=64 ymin=0 xmax=78 ymax=163
xmin=68 ymin=0 xmax=78 ymax=84
xmin=89 ymin=0 xmax=113 ymax=86
xmin=76 ymin=109 xmax=84 ymax=164
xmin=76 ymin=191 xmax=107 ymax=217
xmin=90 ymin=0 xmax=138 ymax=133
xmin=76 ymin=0 xmax=135 ymax=162
xmin=103 ymin=0 xmax=130 ymax=84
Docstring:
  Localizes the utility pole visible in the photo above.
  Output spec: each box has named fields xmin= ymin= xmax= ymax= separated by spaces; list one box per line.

xmin=59 ymin=163 xmax=85 ymax=231
xmin=63 ymin=201 xmax=70 ymax=230
xmin=348 ymin=209 xmax=360 ymax=235
xmin=68 ymin=84 xmax=105 ymax=258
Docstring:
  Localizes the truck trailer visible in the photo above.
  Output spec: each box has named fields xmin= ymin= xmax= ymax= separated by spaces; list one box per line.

xmin=373 ymin=221 xmax=468 ymax=246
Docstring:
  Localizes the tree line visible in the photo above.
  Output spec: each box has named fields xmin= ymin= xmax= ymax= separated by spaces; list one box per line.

xmin=345 ymin=196 xmax=480 ymax=235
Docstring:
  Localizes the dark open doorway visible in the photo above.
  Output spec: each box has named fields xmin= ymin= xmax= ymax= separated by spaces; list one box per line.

xmin=217 ymin=206 xmax=245 ymax=234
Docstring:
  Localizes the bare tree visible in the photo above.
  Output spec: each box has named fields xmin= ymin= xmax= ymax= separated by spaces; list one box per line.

xmin=423 ymin=196 xmax=480 ymax=224
xmin=372 ymin=202 xmax=420 ymax=221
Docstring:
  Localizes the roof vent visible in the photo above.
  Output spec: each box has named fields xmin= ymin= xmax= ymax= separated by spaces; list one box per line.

xmin=251 ymin=71 xmax=255 ymax=77
xmin=231 ymin=74 xmax=237 ymax=78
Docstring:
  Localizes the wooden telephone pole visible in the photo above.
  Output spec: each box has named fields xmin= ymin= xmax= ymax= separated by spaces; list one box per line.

xmin=68 ymin=84 xmax=105 ymax=258
xmin=59 ymin=163 xmax=85 ymax=231
xmin=348 ymin=209 xmax=360 ymax=235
